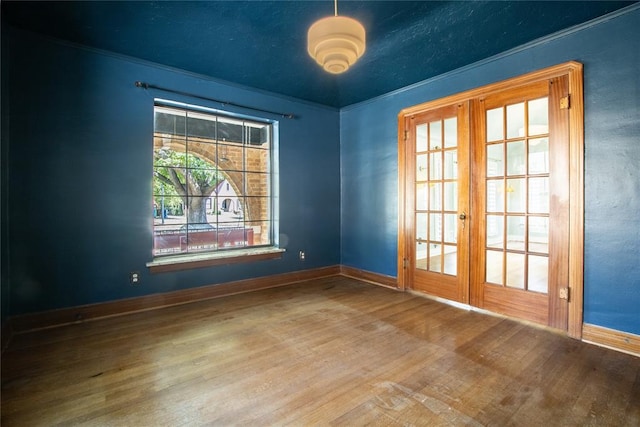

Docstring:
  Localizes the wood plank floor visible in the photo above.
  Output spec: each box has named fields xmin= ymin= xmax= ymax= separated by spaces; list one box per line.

xmin=2 ymin=276 xmax=639 ymax=426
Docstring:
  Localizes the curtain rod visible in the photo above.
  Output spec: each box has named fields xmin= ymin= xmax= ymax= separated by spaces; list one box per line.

xmin=134 ymin=81 xmax=296 ymax=119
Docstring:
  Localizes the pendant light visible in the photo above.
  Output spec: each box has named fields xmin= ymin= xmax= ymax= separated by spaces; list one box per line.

xmin=307 ymin=0 xmax=366 ymax=74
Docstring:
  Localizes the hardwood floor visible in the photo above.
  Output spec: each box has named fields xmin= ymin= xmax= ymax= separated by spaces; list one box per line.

xmin=2 ymin=276 xmax=639 ymax=426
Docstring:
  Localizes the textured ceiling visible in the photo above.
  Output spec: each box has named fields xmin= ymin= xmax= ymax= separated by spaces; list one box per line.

xmin=2 ymin=1 xmax=636 ymax=107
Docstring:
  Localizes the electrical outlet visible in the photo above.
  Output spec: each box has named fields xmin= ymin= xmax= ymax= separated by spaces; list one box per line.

xmin=299 ymin=251 xmax=305 ymax=261
xmin=130 ymin=271 xmax=140 ymax=285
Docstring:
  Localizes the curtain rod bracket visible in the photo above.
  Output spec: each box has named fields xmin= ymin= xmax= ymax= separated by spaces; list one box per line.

xmin=134 ymin=81 xmax=296 ymax=119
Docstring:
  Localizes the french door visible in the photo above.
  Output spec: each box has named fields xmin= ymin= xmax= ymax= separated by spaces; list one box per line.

xmin=404 ymin=103 xmax=470 ymax=303
xmin=398 ymin=62 xmax=584 ymax=334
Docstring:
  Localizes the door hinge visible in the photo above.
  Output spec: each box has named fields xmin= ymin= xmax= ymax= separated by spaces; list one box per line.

xmin=404 ymin=129 xmax=409 ymax=141
xmin=560 ymin=95 xmax=570 ymax=110
xmin=559 ymin=287 xmax=570 ymax=301
xmin=403 ymin=258 xmax=409 ymax=269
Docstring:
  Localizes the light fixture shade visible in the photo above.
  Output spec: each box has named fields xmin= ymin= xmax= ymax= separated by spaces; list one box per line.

xmin=307 ymin=16 xmax=366 ymax=74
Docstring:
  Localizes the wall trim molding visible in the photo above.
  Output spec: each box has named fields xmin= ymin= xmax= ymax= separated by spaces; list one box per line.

xmin=7 ymin=265 xmax=340 ymax=335
xmin=340 ymin=265 xmax=399 ymax=290
xmin=582 ymin=323 xmax=640 ymax=357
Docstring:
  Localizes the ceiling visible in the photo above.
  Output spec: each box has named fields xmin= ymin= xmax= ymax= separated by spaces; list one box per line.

xmin=3 ymin=1 xmax=636 ymax=108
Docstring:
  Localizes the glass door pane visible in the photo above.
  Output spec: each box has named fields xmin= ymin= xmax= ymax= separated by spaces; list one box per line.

xmin=484 ymin=97 xmax=550 ymax=293
xmin=415 ymin=116 xmax=459 ymax=277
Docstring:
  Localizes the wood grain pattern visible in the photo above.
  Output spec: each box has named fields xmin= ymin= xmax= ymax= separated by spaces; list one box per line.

xmin=567 ymin=64 xmax=585 ymax=339
xmin=547 ymin=74 xmax=570 ymax=330
xmin=583 ymin=323 xmax=640 ymax=357
xmin=340 ymin=265 xmax=398 ymax=289
xmin=8 ymin=265 xmax=340 ymax=334
xmin=397 ymin=115 xmax=410 ymax=291
xmin=2 ymin=276 xmax=638 ymax=426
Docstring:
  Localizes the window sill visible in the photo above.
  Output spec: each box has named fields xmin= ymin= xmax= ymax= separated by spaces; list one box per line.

xmin=146 ymin=247 xmax=285 ymax=273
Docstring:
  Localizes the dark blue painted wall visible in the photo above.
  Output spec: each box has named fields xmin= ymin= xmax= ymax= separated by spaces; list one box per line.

xmin=341 ymin=8 xmax=640 ymax=335
xmin=2 ymin=28 xmax=341 ymax=316
xmin=1 ymin=24 xmax=9 ymax=323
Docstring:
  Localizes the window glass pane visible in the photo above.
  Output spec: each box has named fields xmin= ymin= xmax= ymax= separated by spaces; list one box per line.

xmin=507 ymin=140 xmax=526 ymax=176
xmin=529 ymin=177 xmax=549 ymax=214
xmin=154 ymin=224 xmax=186 ymax=256
xmin=247 ymin=123 xmax=270 ymax=147
xmin=506 ymin=216 xmax=525 ymax=250
xmin=216 ymin=116 xmax=245 ymax=143
xmin=486 ymin=180 xmax=504 ymax=212
xmin=216 ymin=226 xmax=247 ymax=249
xmin=185 ymin=227 xmax=218 ymax=253
xmin=429 ymin=244 xmax=442 ymax=273
xmin=188 ymin=196 xmax=215 ymax=224
xmin=245 ymin=146 xmax=270 ymax=173
xmin=416 ymin=154 xmax=428 ymax=181
xmin=443 ymin=245 xmax=457 ymax=276
xmin=529 ymin=138 xmax=549 ymax=174
xmin=443 ymin=213 xmax=457 ymax=244
xmin=429 ymin=121 xmax=442 ymax=150
xmin=216 ymin=142 xmax=238 ymax=167
xmin=506 ymin=178 xmax=525 ymax=213
xmin=416 ymin=124 xmax=428 ymax=152
xmin=186 ymin=145 xmax=218 ymax=170
xmin=245 ymin=221 xmax=270 ymax=246
xmin=506 ymin=102 xmax=525 ymax=138
xmin=444 ymin=117 xmax=457 ymax=148
xmin=444 ymin=182 xmax=457 ymax=211
xmin=429 ymin=152 xmax=442 ymax=180
xmin=528 ymin=216 xmax=549 ymax=254
xmin=416 ymin=183 xmax=428 ymax=210
xmin=186 ymin=112 xmax=217 ymax=139
xmin=429 ymin=213 xmax=441 ymax=241
xmin=242 ymin=197 xmax=270 ymax=222
xmin=215 ymin=183 xmax=242 ymax=216
xmin=216 ymin=204 xmax=238 ymax=225
xmin=486 ymin=250 xmax=503 ymax=285
xmin=487 ymin=144 xmax=503 ymax=177
xmin=506 ymin=252 xmax=525 ymax=289
xmin=486 ymin=215 xmax=504 ymax=249
xmin=528 ymin=97 xmax=549 ymax=136
xmin=528 ymin=255 xmax=549 ymax=293
xmin=155 ymin=146 xmax=187 ymax=168
xmin=444 ymin=150 xmax=457 ymax=180
xmin=154 ymin=167 xmax=183 ymax=197
xmin=155 ymin=106 xmax=187 ymax=136
xmin=429 ymin=183 xmax=442 ymax=210
xmin=486 ymin=107 xmax=503 ymax=142
xmin=416 ymin=213 xmax=427 ymax=241
xmin=244 ymin=172 xmax=270 ymax=196
xmin=153 ymin=104 xmax=274 ymax=256
xmin=416 ymin=242 xmax=427 ymax=270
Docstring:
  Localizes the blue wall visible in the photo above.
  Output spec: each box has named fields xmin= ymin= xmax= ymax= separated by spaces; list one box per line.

xmin=2 ymin=8 xmax=639 ymax=338
xmin=2 ymin=29 xmax=341 ymax=316
xmin=341 ymin=8 xmax=640 ymax=335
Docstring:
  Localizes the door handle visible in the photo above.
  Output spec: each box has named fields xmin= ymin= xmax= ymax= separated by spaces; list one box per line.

xmin=459 ymin=211 xmax=467 ymax=231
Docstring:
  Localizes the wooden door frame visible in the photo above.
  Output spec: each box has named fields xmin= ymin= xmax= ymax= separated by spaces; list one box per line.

xmin=398 ymin=61 xmax=584 ymax=338
xmin=401 ymin=104 xmax=470 ymax=303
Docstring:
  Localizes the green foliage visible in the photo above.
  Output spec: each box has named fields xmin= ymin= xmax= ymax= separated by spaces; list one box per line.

xmin=153 ymin=147 xmax=223 ymax=209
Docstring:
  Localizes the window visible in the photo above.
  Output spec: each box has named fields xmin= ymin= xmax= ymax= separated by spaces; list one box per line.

xmin=150 ymin=101 xmax=279 ymax=268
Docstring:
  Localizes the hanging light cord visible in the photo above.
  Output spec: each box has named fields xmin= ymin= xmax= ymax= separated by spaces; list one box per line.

xmin=334 ymin=0 xmax=338 ymax=16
